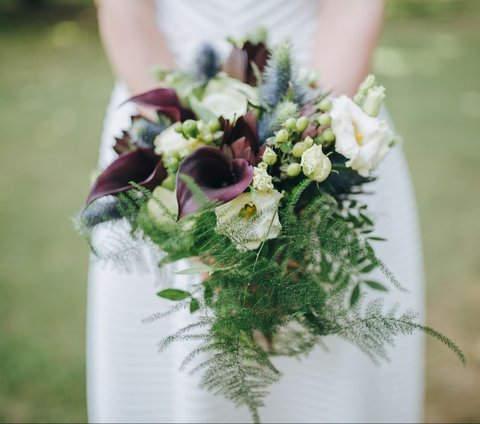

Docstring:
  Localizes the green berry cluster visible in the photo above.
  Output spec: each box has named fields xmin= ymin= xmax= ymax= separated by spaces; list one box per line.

xmin=271 ymin=108 xmax=335 ymax=179
xmin=315 ymin=98 xmax=335 ymax=146
xmin=175 ymin=118 xmax=222 ymax=145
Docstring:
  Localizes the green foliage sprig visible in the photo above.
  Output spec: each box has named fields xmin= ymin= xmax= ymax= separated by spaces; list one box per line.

xmin=83 ymin=179 xmax=464 ymax=423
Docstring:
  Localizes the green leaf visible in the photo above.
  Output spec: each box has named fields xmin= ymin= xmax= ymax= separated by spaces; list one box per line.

xmin=360 ymin=262 xmax=377 ymax=273
xmin=367 ymin=236 xmax=386 ymax=242
xmin=350 ymin=284 xmax=361 ymax=306
xmin=190 ymin=298 xmax=201 ymax=313
xmin=176 ymin=263 xmax=213 ymax=275
xmin=204 ymin=283 xmax=214 ymax=304
xmin=359 ymin=212 xmax=373 ymax=226
xmin=157 ymin=288 xmax=191 ymax=301
xmin=364 ymin=280 xmax=388 ymax=292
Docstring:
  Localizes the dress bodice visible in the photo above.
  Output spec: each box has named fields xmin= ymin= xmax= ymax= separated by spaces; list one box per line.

xmin=155 ymin=0 xmax=321 ymax=67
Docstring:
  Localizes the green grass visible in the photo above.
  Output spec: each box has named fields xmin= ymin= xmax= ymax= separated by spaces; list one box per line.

xmin=378 ymin=17 xmax=480 ymax=423
xmin=0 ymin=4 xmax=479 ymax=423
xmin=375 ymin=15 xmax=480 ymax=423
xmin=0 ymin=9 xmax=110 ymax=423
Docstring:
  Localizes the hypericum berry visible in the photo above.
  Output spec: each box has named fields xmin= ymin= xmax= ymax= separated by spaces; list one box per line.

xmin=318 ymin=98 xmax=332 ymax=112
xmin=286 ymin=163 xmax=302 ymax=177
xmin=322 ymin=128 xmax=335 ymax=143
xmin=202 ymin=133 xmax=214 ymax=143
xmin=318 ymin=113 xmax=332 ymax=126
xmin=164 ymin=155 xmax=180 ymax=171
xmin=284 ymin=117 xmax=297 ymax=131
xmin=262 ymin=147 xmax=277 ymax=166
xmin=207 ymin=119 xmax=220 ymax=132
xmin=304 ymin=136 xmax=314 ymax=148
xmin=161 ymin=174 xmax=176 ymax=191
xmin=292 ymin=141 xmax=308 ymax=158
xmin=295 ymin=116 xmax=309 ymax=133
xmin=275 ymin=129 xmax=289 ymax=144
xmin=182 ymin=119 xmax=198 ymax=138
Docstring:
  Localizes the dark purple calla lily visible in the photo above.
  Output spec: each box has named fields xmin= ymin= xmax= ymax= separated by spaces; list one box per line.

xmin=223 ymin=41 xmax=269 ymax=86
xmin=176 ymin=147 xmax=254 ymax=218
xmin=86 ymin=148 xmax=167 ymax=205
xmin=126 ymin=88 xmax=194 ymax=122
xmin=221 ymin=111 xmax=265 ymax=166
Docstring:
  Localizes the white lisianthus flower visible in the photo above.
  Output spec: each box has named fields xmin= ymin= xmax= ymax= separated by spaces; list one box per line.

xmin=331 ymin=96 xmax=394 ymax=177
xmin=252 ymin=164 xmax=274 ymax=192
xmin=200 ymin=76 xmax=258 ymax=121
xmin=154 ymin=123 xmax=204 ymax=159
xmin=300 ymin=144 xmax=332 ymax=183
xmin=215 ymin=190 xmax=283 ymax=251
xmin=147 ymin=186 xmax=178 ymax=226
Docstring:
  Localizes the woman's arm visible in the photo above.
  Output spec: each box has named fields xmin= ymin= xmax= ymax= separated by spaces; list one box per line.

xmin=95 ymin=0 xmax=175 ymax=95
xmin=312 ymin=0 xmax=386 ymax=96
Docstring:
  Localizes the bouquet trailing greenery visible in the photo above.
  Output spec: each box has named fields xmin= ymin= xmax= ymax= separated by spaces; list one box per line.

xmin=78 ymin=33 xmax=464 ymax=423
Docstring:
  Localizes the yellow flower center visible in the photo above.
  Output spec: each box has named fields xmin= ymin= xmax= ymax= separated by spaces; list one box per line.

xmin=353 ymin=121 xmax=363 ymax=145
xmin=355 ymin=131 xmax=363 ymax=144
xmin=239 ymin=203 xmax=257 ymax=219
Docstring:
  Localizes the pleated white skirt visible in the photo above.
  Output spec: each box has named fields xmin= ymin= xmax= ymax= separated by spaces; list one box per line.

xmin=87 ymin=80 xmax=425 ymax=423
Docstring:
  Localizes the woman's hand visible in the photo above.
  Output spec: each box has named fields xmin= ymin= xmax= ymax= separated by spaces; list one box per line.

xmin=312 ymin=0 xmax=386 ymax=96
xmin=96 ymin=0 xmax=176 ymax=112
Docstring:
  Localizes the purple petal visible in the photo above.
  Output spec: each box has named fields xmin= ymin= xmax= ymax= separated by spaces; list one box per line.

xmin=223 ymin=47 xmax=248 ymax=83
xmin=86 ymin=148 xmax=166 ymax=204
xmin=223 ymin=42 xmax=270 ymax=86
xmin=243 ymin=41 xmax=269 ymax=85
xmin=176 ymin=147 xmax=253 ymax=218
xmin=126 ymin=88 xmax=194 ymax=122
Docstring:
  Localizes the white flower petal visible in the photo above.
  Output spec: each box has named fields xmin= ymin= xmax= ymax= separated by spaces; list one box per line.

xmin=154 ymin=124 xmax=204 ymax=161
xmin=215 ymin=190 xmax=283 ymax=251
xmin=300 ymin=144 xmax=332 ymax=183
xmin=331 ymin=96 xmax=393 ymax=177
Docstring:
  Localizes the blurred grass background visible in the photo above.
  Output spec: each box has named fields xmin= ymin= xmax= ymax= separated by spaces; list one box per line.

xmin=0 ymin=0 xmax=479 ymax=422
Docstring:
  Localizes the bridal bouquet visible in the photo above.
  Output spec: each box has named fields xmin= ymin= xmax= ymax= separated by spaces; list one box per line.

xmin=79 ymin=33 xmax=464 ymax=422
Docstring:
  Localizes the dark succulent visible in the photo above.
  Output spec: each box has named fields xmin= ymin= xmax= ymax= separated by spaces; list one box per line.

xmin=220 ymin=111 xmax=265 ymax=166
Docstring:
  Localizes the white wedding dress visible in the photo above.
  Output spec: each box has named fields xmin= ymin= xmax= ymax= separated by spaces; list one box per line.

xmin=87 ymin=1 xmax=425 ymax=422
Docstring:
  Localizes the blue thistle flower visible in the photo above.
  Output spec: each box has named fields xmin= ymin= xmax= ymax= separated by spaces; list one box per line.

xmin=193 ymin=43 xmax=221 ymax=81
xmin=130 ymin=116 xmax=169 ymax=148
xmin=259 ymin=43 xmax=306 ymax=107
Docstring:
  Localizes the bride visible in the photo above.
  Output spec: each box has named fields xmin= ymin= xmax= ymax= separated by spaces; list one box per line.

xmin=88 ymin=0 xmax=425 ymax=422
